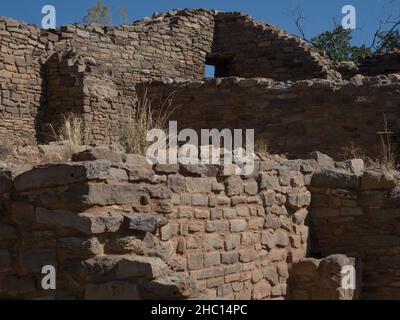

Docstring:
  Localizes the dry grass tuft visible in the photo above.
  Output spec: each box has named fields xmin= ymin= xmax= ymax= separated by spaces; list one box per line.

xmin=255 ymin=138 xmax=270 ymax=156
xmin=49 ymin=113 xmax=84 ymax=161
xmin=341 ymin=115 xmax=398 ymax=172
xmin=119 ymin=89 xmax=176 ymax=155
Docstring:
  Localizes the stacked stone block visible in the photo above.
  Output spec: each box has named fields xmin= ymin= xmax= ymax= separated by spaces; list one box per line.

xmin=145 ymin=75 xmax=400 ymax=160
xmin=0 ymin=149 xmax=316 ymax=300
xmin=310 ymin=164 xmax=400 ymax=299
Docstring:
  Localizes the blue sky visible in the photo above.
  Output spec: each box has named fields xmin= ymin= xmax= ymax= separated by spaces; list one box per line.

xmin=1 ymin=0 xmax=399 ymax=47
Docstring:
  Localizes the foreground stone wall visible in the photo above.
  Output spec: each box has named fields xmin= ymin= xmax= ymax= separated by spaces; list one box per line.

xmin=0 ymin=150 xmax=316 ymax=300
xmin=288 ymin=254 xmax=359 ymax=300
xmin=310 ymin=165 xmax=400 ymax=299
xmin=145 ymin=74 xmax=400 ymax=160
xmin=3 ymin=148 xmax=400 ymax=300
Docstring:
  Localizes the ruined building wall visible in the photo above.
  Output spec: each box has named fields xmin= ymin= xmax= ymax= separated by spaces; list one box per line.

xmin=145 ymin=75 xmax=400 ymax=160
xmin=0 ymin=18 xmax=46 ymax=145
xmin=359 ymin=51 xmax=400 ymax=77
xmin=0 ymin=152 xmax=316 ymax=300
xmin=310 ymin=166 xmax=400 ymax=300
xmin=0 ymin=9 xmax=216 ymax=145
xmin=43 ymin=53 xmax=137 ymax=145
xmin=211 ymin=12 xmax=340 ymax=81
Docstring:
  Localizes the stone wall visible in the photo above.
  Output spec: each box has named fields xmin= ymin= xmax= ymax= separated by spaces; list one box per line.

xmin=2 ymin=148 xmax=400 ymax=299
xmin=2 ymin=8 xmax=400 ymax=148
xmin=145 ymin=75 xmax=400 ymax=160
xmin=288 ymin=254 xmax=358 ymax=300
xmin=43 ymin=52 xmax=136 ymax=145
xmin=211 ymin=12 xmax=340 ymax=81
xmin=358 ymin=51 xmax=400 ymax=77
xmin=0 ymin=9 xmax=216 ymax=145
xmin=0 ymin=18 xmax=45 ymax=145
xmin=0 ymin=149 xmax=315 ymax=300
xmin=310 ymin=165 xmax=400 ymax=299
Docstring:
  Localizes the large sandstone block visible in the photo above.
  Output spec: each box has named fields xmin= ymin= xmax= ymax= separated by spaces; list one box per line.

xmin=361 ymin=170 xmax=397 ymax=190
xmin=311 ymin=169 xmax=360 ymax=190
xmin=36 ymin=208 xmax=124 ymax=234
xmin=14 ymin=161 xmax=112 ymax=192
xmin=72 ymin=147 xmax=123 ymax=163
xmin=141 ymin=273 xmax=199 ymax=299
xmin=84 ymin=254 xmax=167 ymax=280
xmin=38 ymin=183 xmax=150 ymax=210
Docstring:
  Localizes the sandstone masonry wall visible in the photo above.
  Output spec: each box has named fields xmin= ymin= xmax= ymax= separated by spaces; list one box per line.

xmin=310 ymin=165 xmax=400 ymax=299
xmin=0 ymin=18 xmax=46 ymax=144
xmin=288 ymin=254 xmax=358 ymax=300
xmin=359 ymin=51 xmax=400 ymax=77
xmin=211 ymin=12 xmax=340 ymax=81
xmin=145 ymin=75 xmax=400 ymax=160
xmin=0 ymin=150 xmax=314 ymax=300
xmin=0 ymin=9 xmax=216 ymax=145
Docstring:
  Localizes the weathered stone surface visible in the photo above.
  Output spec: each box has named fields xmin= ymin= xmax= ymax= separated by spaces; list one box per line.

xmin=293 ymin=208 xmax=308 ymax=224
xmin=72 ymin=147 xmax=123 ymax=163
xmin=116 ymin=255 xmax=167 ymax=280
xmin=123 ymin=154 xmax=153 ymax=170
xmin=263 ymin=265 xmax=279 ymax=285
xmin=154 ymin=164 xmax=179 ymax=174
xmin=19 ymin=249 xmax=58 ymax=273
xmin=58 ymin=237 xmax=103 ymax=257
xmin=36 ymin=208 xmax=123 ymax=234
xmin=85 ymin=281 xmax=140 ymax=300
xmin=124 ymin=213 xmax=157 ymax=233
xmin=40 ymin=183 xmax=150 ymax=209
xmin=0 ymin=8 xmax=400 ymax=302
xmin=224 ymin=175 xmax=243 ymax=196
xmin=187 ymin=251 xmax=204 ymax=270
xmin=203 ymin=234 xmax=223 ymax=251
xmin=335 ymin=159 xmax=364 ymax=176
xmin=308 ymin=151 xmax=334 ymax=168
xmin=361 ymin=170 xmax=397 ymax=190
xmin=311 ymin=169 xmax=360 ymax=190
xmin=287 ymin=192 xmax=311 ymax=208
xmin=141 ymin=273 xmax=198 ymax=299
xmin=14 ymin=161 xmax=112 ymax=191
xmin=264 ymin=214 xmax=281 ymax=230
xmin=180 ymin=164 xmax=208 ymax=177
xmin=252 ymin=280 xmax=271 ymax=300
xmin=167 ymin=174 xmax=186 ymax=192
xmin=259 ymin=173 xmax=280 ymax=191
xmin=230 ymin=219 xmax=247 ymax=232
